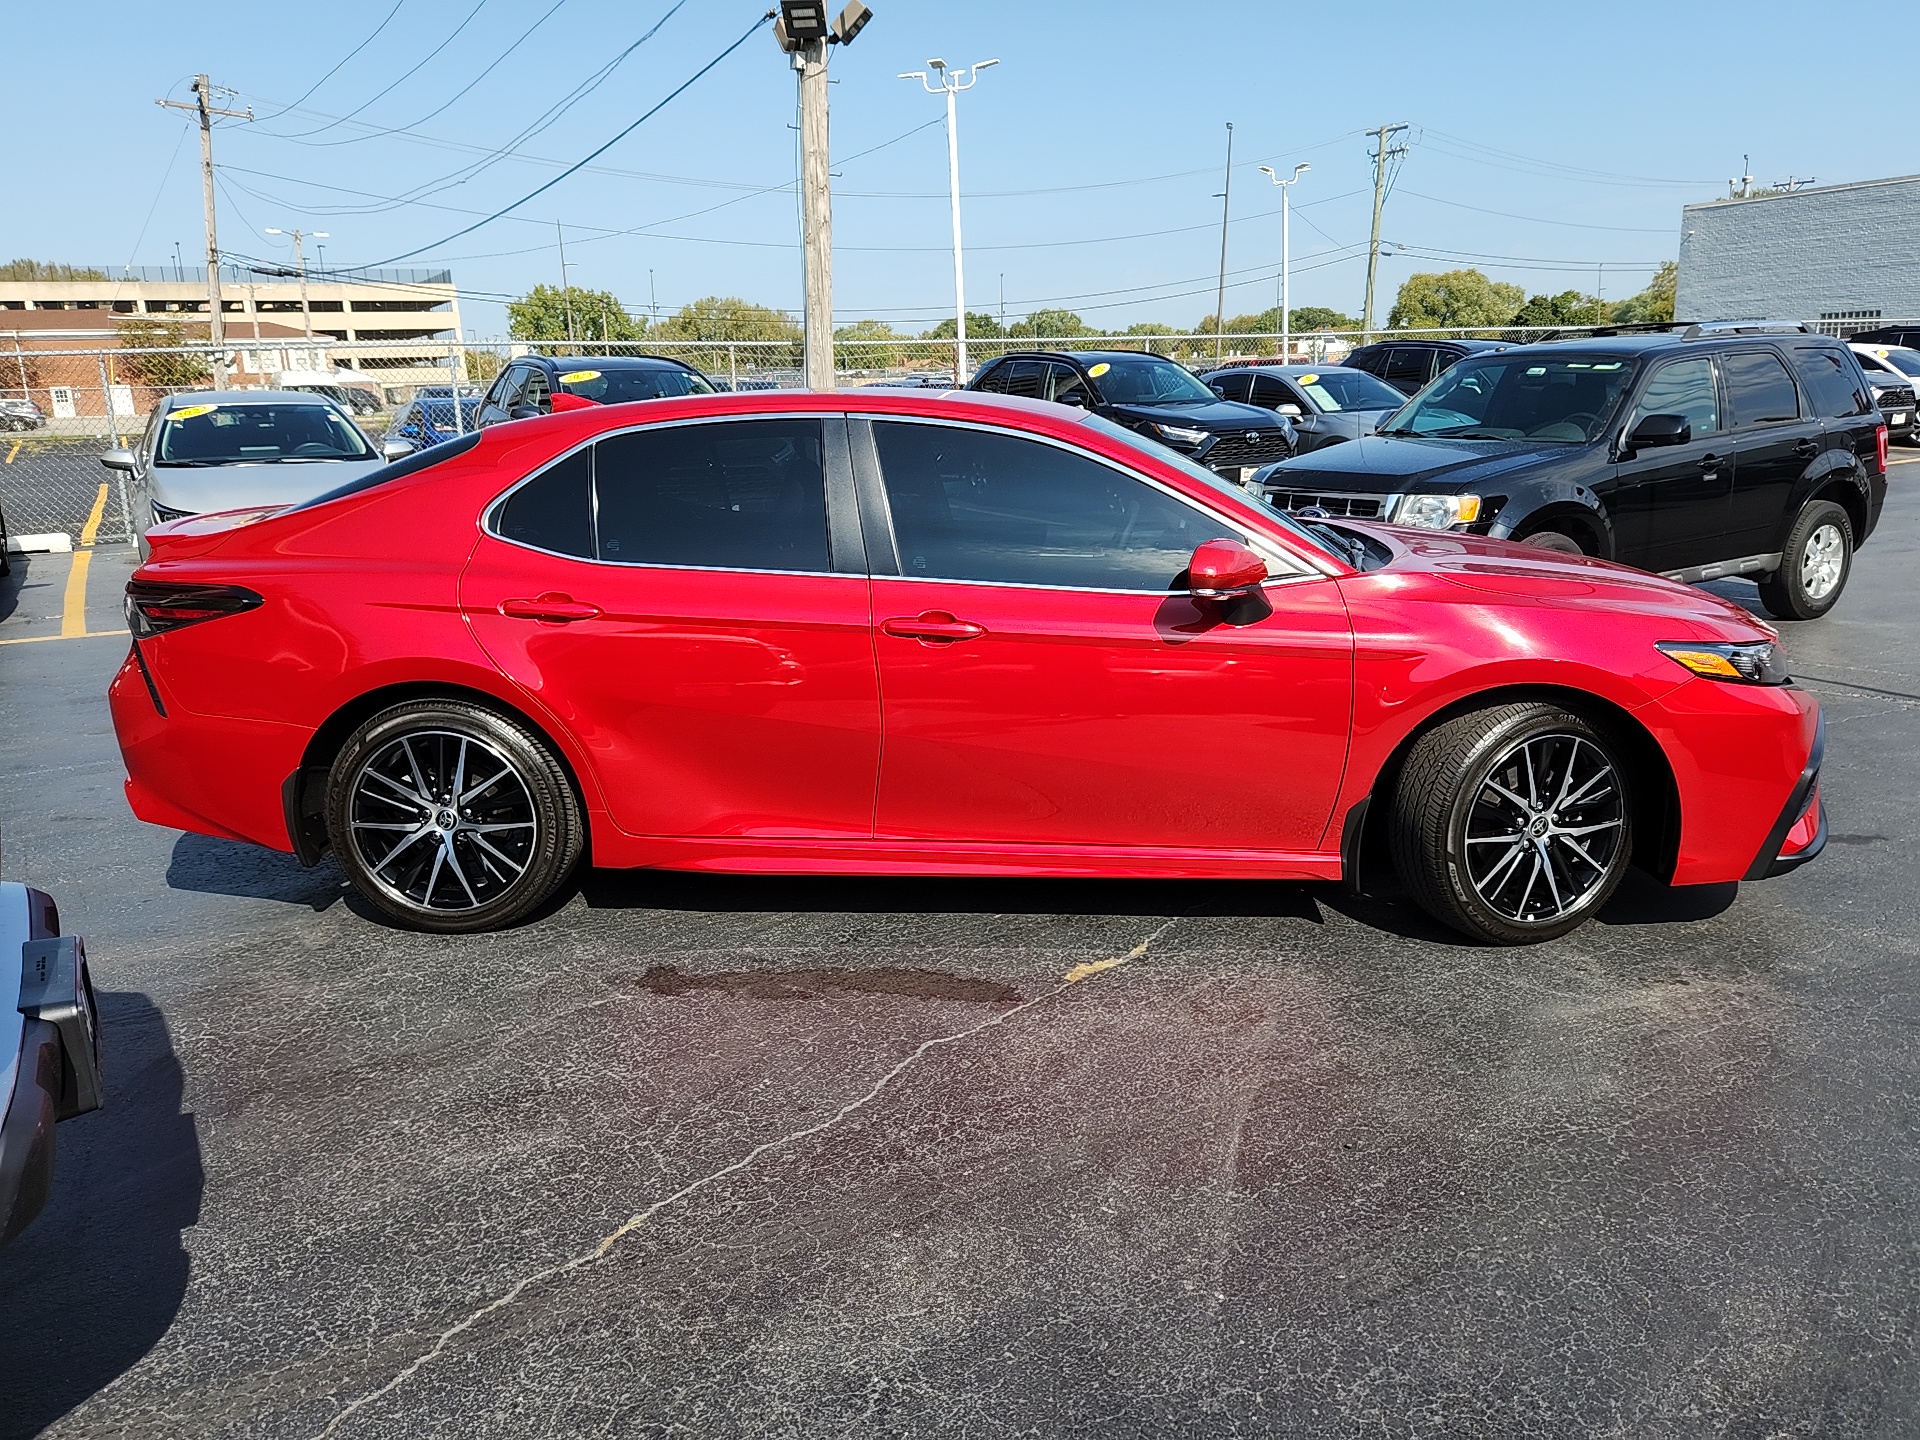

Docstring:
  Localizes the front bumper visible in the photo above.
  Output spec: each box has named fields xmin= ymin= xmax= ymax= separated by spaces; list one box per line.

xmin=2 ymin=889 xmax=102 ymax=1247
xmin=1746 ymin=711 xmax=1828 ymax=880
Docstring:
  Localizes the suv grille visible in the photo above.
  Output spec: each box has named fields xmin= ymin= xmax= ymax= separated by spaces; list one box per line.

xmin=1266 ymin=489 xmax=1388 ymax=519
xmin=1202 ymin=430 xmax=1294 ymax=470
xmin=1876 ymin=383 xmax=1915 ymax=408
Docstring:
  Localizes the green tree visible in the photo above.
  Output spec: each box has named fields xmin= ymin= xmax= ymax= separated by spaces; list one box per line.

xmin=506 ymin=284 xmax=645 ymax=343
xmin=653 ymin=296 xmax=800 ymax=342
xmin=834 ymin=318 xmax=905 ymax=370
xmin=1387 ymin=269 xmax=1525 ymax=331
xmin=1009 ymin=308 xmax=1088 ymax=339
xmin=114 ymin=316 xmax=210 ymax=389
xmin=0 ymin=259 xmax=107 ymax=281
xmin=921 ymin=312 xmax=1005 ymax=341
xmin=1288 ymin=305 xmax=1360 ymax=333
xmin=1510 ymin=290 xmax=1608 ymax=331
xmin=1609 ymin=261 xmax=1678 ymax=324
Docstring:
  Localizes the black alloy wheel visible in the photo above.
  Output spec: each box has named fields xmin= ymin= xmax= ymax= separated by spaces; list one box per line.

xmin=325 ymin=700 xmax=583 ymax=932
xmin=1390 ymin=702 xmax=1634 ymax=944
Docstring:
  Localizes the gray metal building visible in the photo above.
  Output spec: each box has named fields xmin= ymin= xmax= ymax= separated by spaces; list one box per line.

xmin=1676 ymin=174 xmax=1920 ymax=328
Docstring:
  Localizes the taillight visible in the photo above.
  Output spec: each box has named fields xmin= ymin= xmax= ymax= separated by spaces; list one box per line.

xmin=124 ymin=580 xmax=263 ymax=638
xmin=1877 ymin=423 xmax=1888 ymax=473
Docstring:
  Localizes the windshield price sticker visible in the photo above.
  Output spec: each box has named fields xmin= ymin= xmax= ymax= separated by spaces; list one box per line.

xmin=558 ymin=370 xmax=602 ymax=384
xmin=1087 ymin=362 xmax=1111 ymax=377
xmin=1299 ymin=374 xmax=1319 ymax=385
xmin=168 ymin=404 xmax=219 ymax=421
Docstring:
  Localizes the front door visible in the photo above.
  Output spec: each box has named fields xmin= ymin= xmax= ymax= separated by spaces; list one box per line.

xmin=461 ymin=416 xmax=880 ymax=839
xmin=861 ymin=418 xmax=1353 ymax=853
xmin=1616 ymin=355 xmax=1730 ymax=572
xmin=1723 ymin=347 xmax=1822 ymax=557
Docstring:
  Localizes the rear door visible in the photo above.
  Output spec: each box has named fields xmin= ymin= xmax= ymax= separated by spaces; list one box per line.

xmin=1723 ymin=347 xmax=1823 ymax=557
xmin=858 ymin=416 xmax=1353 ymax=854
xmin=461 ymin=415 xmax=880 ymax=839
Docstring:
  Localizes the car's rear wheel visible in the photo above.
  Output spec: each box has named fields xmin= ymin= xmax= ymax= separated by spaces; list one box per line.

xmin=325 ymin=700 xmax=583 ymax=932
xmin=1758 ymin=499 xmax=1852 ymax=621
xmin=1389 ymin=703 xmax=1634 ymax=945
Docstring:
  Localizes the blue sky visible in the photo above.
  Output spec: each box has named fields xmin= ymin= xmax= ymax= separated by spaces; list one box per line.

xmin=3 ymin=0 xmax=1903 ymax=336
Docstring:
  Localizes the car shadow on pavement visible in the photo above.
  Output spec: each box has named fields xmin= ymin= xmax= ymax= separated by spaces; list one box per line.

xmin=0 ymin=550 xmax=34 ymax=625
xmin=166 ymin=832 xmax=350 ymax=912
xmin=578 ymin=869 xmax=1328 ymax=922
xmin=0 ymin=991 xmax=203 ymax=1440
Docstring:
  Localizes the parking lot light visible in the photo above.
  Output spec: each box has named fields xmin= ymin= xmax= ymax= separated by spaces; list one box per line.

xmin=1257 ymin=163 xmax=1310 ymax=362
xmin=902 ymin=58 xmax=999 ymax=385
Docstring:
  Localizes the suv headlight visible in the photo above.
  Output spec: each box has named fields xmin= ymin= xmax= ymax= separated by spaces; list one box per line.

xmin=1390 ymin=493 xmax=1482 ymax=529
xmin=1656 ymin=640 xmax=1790 ymax=685
xmin=1152 ymin=423 xmax=1211 ymax=449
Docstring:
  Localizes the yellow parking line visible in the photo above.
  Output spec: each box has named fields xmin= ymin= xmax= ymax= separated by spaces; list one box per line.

xmin=4 ymin=440 xmax=19 ymax=464
xmin=0 ymin=629 xmax=124 ymax=648
xmin=79 ymin=482 xmax=108 ymax=545
xmin=59 ymin=551 xmax=92 ymax=638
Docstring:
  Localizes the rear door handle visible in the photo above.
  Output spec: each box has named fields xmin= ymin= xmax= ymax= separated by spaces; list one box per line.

xmin=881 ymin=611 xmax=986 ymax=644
xmin=500 ymin=592 xmax=602 ymax=623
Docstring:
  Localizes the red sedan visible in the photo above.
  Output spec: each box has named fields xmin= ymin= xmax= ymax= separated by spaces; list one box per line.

xmin=107 ymin=390 xmax=1826 ymax=945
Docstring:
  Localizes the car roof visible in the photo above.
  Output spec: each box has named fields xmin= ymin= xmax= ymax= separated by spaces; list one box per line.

xmin=982 ymin=349 xmax=1187 ymax=367
xmin=525 ymin=354 xmax=701 ymax=372
xmin=1201 ymin=363 xmax=1376 ymax=377
xmin=1352 ymin=337 xmax=1506 ymax=352
xmin=162 ymin=389 xmax=342 ymax=408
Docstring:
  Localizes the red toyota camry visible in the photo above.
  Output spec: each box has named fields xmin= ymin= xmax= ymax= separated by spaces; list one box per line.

xmin=108 ymin=389 xmax=1825 ymax=945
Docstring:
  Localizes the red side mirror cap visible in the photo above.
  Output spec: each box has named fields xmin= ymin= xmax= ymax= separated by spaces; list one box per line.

xmin=1188 ymin=538 xmax=1268 ymax=599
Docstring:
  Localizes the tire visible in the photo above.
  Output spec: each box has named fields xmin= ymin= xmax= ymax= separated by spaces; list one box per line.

xmin=1517 ymin=528 xmax=1586 ymax=556
xmin=1389 ymin=703 xmax=1634 ymax=945
xmin=324 ymin=699 xmax=584 ymax=933
xmin=1757 ymin=499 xmax=1852 ymax=621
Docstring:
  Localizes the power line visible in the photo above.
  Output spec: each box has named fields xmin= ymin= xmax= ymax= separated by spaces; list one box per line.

xmin=359 ymin=9 xmax=772 ymax=266
xmin=257 ymin=0 xmax=411 ymax=123
xmin=275 ymin=0 xmax=495 ymax=140
xmin=1417 ymin=128 xmax=1715 ymax=189
xmin=1395 ymin=187 xmax=1673 ymax=234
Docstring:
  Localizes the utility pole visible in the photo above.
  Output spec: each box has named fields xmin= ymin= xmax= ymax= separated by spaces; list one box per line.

xmin=265 ymin=228 xmax=327 ymax=346
xmin=1213 ymin=122 xmax=1234 ymax=361
xmin=555 ymin=221 xmax=576 ymax=344
xmin=904 ymin=55 xmax=997 ymax=384
xmin=1362 ymin=122 xmax=1409 ymax=342
xmin=157 ymin=75 xmax=251 ymax=388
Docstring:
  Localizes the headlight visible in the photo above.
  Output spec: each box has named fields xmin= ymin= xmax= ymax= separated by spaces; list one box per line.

xmin=1656 ymin=640 xmax=1790 ymax=685
xmin=1152 ymin=423 xmax=1211 ymax=449
xmin=151 ymin=502 xmax=193 ymax=526
xmin=1390 ymin=493 xmax=1482 ymax=529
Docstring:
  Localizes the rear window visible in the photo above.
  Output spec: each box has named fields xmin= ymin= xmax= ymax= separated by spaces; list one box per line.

xmin=1792 ymin=347 xmax=1873 ymax=419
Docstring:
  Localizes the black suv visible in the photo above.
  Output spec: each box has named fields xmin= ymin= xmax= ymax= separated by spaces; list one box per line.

xmin=1258 ymin=322 xmax=1887 ymax=620
xmin=1343 ymin=337 xmax=1508 ymax=396
xmin=476 ymin=354 xmax=717 ymax=428
xmin=967 ymin=350 xmax=1296 ymax=479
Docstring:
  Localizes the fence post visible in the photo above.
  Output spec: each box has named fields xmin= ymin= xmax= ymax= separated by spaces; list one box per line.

xmin=728 ymin=345 xmax=737 ymax=389
xmin=447 ymin=342 xmax=464 ymax=434
xmin=116 ymin=471 xmax=134 ymax=547
xmin=94 ymin=352 xmax=121 ymax=448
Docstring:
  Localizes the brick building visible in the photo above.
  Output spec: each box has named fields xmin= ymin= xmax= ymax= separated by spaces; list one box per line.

xmin=1675 ymin=175 xmax=1920 ymax=331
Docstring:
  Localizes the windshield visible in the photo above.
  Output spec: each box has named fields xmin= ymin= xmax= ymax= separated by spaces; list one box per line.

xmin=1382 ymin=354 xmax=1635 ymax=443
xmin=1081 ymin=414 xmax=1333 ymax=563
xmin=1088 ymin=358 xmax=1217 ymax=405
xmin=156 ymin=402 xmax=373 ymax=465
xmin=1292 ymin=369 xmax=1405 ymax=413
xmin=1867 ymin=346 xmax=1920 ymax=379
xmin=555 ymin=365 xmax=716 ymax=402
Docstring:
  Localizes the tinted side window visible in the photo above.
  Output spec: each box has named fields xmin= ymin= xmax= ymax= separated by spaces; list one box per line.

xmin=972 ymin=362 xmax=1010 ymax=395
xmin=1047 ymin=363 xmax=1091 ymax=405
xmin=1248 ymin=376 xmax=1293 ymax=408
xmin=593 ymin=418 xmax=828 ymax=572
xmin=1210 ymin=372 xmax=1252 ymax=403
xmin=1384 ymin=348 xmax=1432 ymax=387
xmin=872 ymin=421 xmax=1235 ymax=591
xmin=1631 ymin=358 xmax=1720 ymax=436
xmin=1345 ymin=346 xmax=1386 ymax=377
xmin=495 ymin=448 xmax=593 ymax=557
xmin=521 ymin=367 xmax=552 ymax=412
xmin=1795 ymin=348 xmax=1873 ymax=418
xmin=1002 ymin=361 xmax=1046 ymax=400
xmin=1724 ymin=350 xmax=1800 ymax=426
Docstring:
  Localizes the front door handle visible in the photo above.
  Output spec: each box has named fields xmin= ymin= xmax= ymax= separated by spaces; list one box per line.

xmin=881 ymin=611 xmax=986 ymax=644
xmin=500 ymin=592 xmax=602 ymax=623
xmin=1698 ymin=454 xmax=1723 ymax=471
xmin=1794 ymin=438 xmax=1819 ymax=458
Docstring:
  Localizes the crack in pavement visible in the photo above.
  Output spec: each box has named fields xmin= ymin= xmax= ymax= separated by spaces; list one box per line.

xmin=313 ymin=917 xmax=1182 ymax=1438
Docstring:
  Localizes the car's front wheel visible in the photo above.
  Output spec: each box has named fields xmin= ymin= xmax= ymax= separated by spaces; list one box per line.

xmin=1389 ymin=703 xmax=1634 ymax=944
xmin=325 ymin=699 xmax=584 ymax=932
xmin=1758 ymin=499 xmax=1852 ymax=621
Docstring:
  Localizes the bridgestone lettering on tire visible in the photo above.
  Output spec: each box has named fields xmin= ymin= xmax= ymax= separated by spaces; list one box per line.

xmin=1389 ymin=702 xmax=1634 ymax=945
xmin=325 ymin=700 xmax=583 ymax=933
xmin=1758 ymin=499 xmax=1853 ymax=621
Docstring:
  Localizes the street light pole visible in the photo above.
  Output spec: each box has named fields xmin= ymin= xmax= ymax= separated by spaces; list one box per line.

xmin=1213 ymin=121 xmax=1233 ymax=361
xmin=1258 ymin=162 xmax=1310 ymax=361
xmin=903 ymin=57 xmax=997 ymax=385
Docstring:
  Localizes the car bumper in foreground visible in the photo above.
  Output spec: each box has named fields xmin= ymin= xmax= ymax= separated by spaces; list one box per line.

xmin=1747 ymin=711 xmax=1828 ymax=880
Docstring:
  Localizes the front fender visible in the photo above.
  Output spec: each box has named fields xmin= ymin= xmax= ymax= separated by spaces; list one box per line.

xmin=1486 ymin=476 xmax=1614 ymax=554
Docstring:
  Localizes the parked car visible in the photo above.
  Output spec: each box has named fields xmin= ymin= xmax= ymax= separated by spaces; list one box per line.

xmin=1848 ymin=343 xmax=1920 ymax=442
xmin=1 ymin=498 xmax=10 ymax=577
xmin=1256 ymin=322 xmax=1886 ymax=621
xmin=382 ymin=396 xmax=484 ymax=456
xmin=967 ymin=350 xmax=1295 ymax=480
xmin=280 ymin=381 xmax=382 ymax=417
xmin=1343 ymin=337 xmax=1509 ymax=396
xmin=475 ymin=355 xmax=716 ymax=428
xmin=99 ymin=391 xmax=385 ymax=557
xmin=862 ymin=375 xmax=958 ymax=389
xmin=0 ymin=398 xmax=46 ymax=432
xmin=112 ymin=388 xmax=1824 ymax=947
xmin=1860 ymin=372 xmax=1915 ymax=446
xmin=1202 ymin=364 xmax=1406 ymax=454
xmin=2 ymin=860 xmax=103 ymax=1247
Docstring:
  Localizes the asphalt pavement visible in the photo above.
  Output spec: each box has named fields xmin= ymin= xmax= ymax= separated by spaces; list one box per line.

xmin=1 ymin=468 xmax=1916 ymax=1438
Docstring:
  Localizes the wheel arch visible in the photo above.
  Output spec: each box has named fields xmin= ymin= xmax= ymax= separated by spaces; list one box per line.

xmin=1502 ymin=498 xmax=1612 ymax=558
xmin=1350 ymin=682 xmax=1681 ymax=889
xmin=285 ymin=680 xmax=596 ymax=867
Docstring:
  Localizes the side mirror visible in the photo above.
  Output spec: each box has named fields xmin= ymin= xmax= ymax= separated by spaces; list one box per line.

xmin=1187 ymin=537 xmax=1268 ymax=600
xmin=382 ymin=436 xmax=421 ymax=460
xmin=1626 ymin=413 xmax=1690 ymax=450
xmin=1209 ymin=384 xmax=1228 ymax=398
xmin=509 ymin=404 xmax=545 ymax=421
xmin=100 ymin=447 xmax=136 ymax=472
xmin=1275 ymin=403 xmax=1305 ymax=418
xmin=1053 ymin=391 xmax=1087 ymax=408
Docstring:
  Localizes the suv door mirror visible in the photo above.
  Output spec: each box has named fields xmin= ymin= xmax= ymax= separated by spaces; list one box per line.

xmin=509 ymin=404 xmax=544 ymax=421
xmin=1626 ymin=413 xmax=1691 ymax=449
xmin=1275 ymin=402 xmax=1304 ymax=418
xmin=1187 ymin=538 xmax=1268 ymax=599
xmin=382 ymin=436 xmax=422 ymax=460
xmin=100 ymin=447 xmax=136 ymax=472
xmin=1053 ymin=389 xmax=1087 ymax=408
